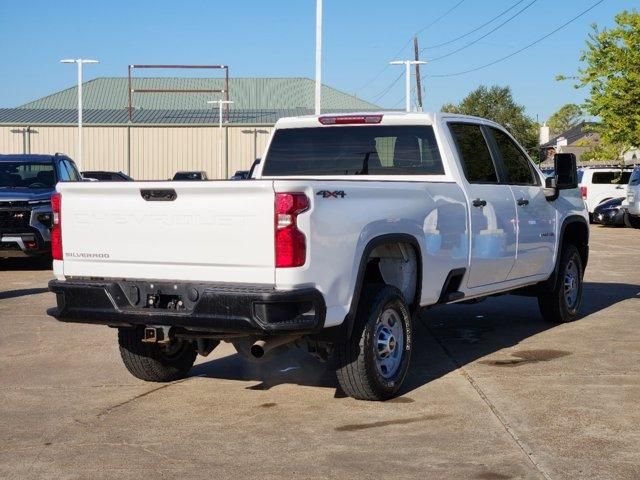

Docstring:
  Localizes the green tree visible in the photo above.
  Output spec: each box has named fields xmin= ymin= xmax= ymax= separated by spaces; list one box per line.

xmin=560 ymin=10 xmax=640 ymax=159
xmin=547 ymin=104 xmax=583 ymax=135
xmin=441 ymin=85 xmax=538 ymax=155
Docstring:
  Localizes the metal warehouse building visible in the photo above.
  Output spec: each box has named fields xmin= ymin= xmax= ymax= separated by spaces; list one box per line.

xmin=0 ymin=77 xmax=380 ymax=179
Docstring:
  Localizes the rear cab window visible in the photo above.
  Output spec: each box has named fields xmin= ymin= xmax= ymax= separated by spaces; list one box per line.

xmin=261 ymin=125 xmax=445 ymax=176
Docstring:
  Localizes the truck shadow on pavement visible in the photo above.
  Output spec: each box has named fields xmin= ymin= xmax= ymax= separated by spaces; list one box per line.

xmin=0 ymin=257 xmax=52 ymax=271
xmin=0 ymin=287 xmax=49 ymax=300
xmin=192 ymin=281 xmax=639 ymax=398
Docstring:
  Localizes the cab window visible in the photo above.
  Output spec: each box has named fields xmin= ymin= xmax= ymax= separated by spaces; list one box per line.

xmin=57 ymin=161 xmax=71 ymax=181
xmin=489 ymin=128 xmax=537 ymax=185
xmin=449 ymin=123 xmax=498 ymax=184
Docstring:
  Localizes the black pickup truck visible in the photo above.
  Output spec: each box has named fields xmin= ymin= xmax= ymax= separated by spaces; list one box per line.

xmin=0 ymin=153 xmax=81 ymax=258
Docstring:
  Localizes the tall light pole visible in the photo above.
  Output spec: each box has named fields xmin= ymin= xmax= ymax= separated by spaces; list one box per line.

xmin=207 ymin=100 xmax=234 ymax=178
xmin=241 ymin=128 xmax=270 ymax=161
xmin=60 ymin=58 xmax=99 ymax=170
xmin=315 ymin=0 xmax=323 ymax=116
xmin=390 ymin=60 xmax=426 ymax=113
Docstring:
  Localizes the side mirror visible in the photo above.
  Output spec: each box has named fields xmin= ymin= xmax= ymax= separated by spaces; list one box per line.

xmin=554 ymin=153 xmax=578 ymax=189
xmin=543 ymin=176 xmax=558 ymax=200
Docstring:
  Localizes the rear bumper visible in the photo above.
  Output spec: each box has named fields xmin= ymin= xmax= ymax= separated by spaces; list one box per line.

xmin=48 ymin=279 xmax=326 ymax=335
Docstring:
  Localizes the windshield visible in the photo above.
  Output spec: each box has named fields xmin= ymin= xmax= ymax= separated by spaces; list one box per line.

xmin=262 ymin=125 xmax=444 ymax=176
xmin=0 ymin=162 xmax=56 ymax=189
xmin=630 ymin=168 xmax=640 ymax=186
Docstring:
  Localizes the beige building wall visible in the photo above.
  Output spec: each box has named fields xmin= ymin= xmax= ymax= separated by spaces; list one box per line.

xmin=0 ymin=125 xmax=274 ymax=180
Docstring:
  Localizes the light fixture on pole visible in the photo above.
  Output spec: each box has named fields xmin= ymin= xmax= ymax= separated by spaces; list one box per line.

xmin=390 ymin=60 xmax=426 ymax=113
xmin=60 ymin=59 xmax=99 ymax=171
xmin=207 ymin=100 xmax=234 ymax=178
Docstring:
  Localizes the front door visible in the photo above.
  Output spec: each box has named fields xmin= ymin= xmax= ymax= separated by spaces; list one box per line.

xmin=487 ymin=127 xmax=556 ymax=279
xmin=448 ymin=123 xmax=517 ymax=288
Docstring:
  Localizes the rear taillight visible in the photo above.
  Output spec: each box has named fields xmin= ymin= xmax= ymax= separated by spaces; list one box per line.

xmin=275 ymin=193 xmax=309 ymax=268
xmin=580 ymin=186 xmax=587 ymax=199
xmin=51 ymin=193 xmax=62 ymax=260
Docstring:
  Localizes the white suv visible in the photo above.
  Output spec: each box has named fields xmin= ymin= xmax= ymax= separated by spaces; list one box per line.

xmin=624 ymin=167 xmax=640 ymax=228
xmin=578 ymin=167 xmax=632 ymax=219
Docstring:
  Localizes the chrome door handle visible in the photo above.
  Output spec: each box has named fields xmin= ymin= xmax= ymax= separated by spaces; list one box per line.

xmin=517 ymin=198 xmax=529 ymax=206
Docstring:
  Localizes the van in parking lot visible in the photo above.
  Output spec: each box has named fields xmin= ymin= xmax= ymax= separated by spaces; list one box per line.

xmin=578 ymin=166 xmax=633 ymax=220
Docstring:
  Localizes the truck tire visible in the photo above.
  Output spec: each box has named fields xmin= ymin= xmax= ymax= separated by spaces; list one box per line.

xmin=117 ymin=327 xmax=197 ymax=382
xmin=538 ymin=244 xmax=583 ymax=323
xmin=624 ymin=212 xmax=640 ymax=229
xmin=335 ymin=285 xmax=412 ymax=401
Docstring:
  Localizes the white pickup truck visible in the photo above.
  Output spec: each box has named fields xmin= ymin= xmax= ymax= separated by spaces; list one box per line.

xmin=48 ymin=112 xmax=589 ymax=401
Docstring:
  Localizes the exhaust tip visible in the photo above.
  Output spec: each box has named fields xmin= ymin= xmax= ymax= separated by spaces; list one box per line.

xmin=250 ymin=344 xmax=265 ymax=358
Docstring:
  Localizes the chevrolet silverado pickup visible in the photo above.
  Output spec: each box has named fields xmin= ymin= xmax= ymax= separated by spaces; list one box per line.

xmin=48 ymin=112 xmax=589 ymax=401
xmin=1 ymin=153 xmax=81 ymax=259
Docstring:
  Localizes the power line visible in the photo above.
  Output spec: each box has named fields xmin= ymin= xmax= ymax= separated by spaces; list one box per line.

xmin=356 ymin=0 xmax=467 ymax=92
xmin=424 ymin=0 xmax=527 ymax=50
xmin=369 ymin=71 xmax=405 ymax=103
xmin=413 ymin=0 xmax=467 ymax=37
xmin=427 ymin=0 xmax=605 ymax=78
xmin=428 ymin=0 xmax=538 ymax=63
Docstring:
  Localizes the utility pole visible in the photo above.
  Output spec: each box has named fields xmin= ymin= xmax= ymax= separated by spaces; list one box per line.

xmin=413 ymin=37 xmax=424 ymax=111
xmin=315 ymin=0 xmax=323 ymax=115
xmin=60 ymin=58 xmax=99 ymax=170
xmin=390 ymin=60 xmax=426 ymax=112
xmin=207 ymin=99 xmax=234 ymax=178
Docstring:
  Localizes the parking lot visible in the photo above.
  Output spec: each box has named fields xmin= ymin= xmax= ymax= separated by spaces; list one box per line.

xmin=0 ymin=225 xmax=638 ymax=480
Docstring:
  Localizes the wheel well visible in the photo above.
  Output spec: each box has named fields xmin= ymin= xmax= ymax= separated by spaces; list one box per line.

xmin=562 ymin=221 xmax=589 ymax=268
xmin=363 ymin=242 xmax=420 ymax=308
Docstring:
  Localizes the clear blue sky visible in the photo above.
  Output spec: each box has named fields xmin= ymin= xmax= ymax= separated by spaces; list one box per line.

xmin=0 ymin=0 xmax=635 ymax=120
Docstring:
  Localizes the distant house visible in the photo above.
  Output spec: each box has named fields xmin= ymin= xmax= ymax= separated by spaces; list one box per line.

xmin=539 ymin=121 xmax=640 ymax=168
xmin=539 ymin=122 xmax=600 ymax=167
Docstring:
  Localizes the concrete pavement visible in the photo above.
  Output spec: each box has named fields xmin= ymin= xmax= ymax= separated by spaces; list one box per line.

xmin=0 ymin=225 xmax=638 ymax=479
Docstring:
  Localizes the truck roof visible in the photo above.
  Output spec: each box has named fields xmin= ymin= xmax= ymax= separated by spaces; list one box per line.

xmin=274 ymin=111 xmax=505 ymax=130
xmin=0 ymin=153 xmax=66 ymax=163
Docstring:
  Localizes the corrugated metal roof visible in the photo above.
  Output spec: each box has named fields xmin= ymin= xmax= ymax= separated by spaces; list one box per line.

xmin=19 ymin=77 xmax=380 ymax=111
xmin=0 ymin=108 xmax=380 ymax=125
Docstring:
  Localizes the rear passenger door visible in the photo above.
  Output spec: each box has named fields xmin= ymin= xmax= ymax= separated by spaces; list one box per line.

xmin=487 ymin=127 xmax=556 ymax=279
xmin=448 ymin=123 xmax=517 ymax=288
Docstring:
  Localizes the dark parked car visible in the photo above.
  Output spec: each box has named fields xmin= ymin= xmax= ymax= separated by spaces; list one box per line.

xmin=173 ymin=171 xmax=208 ymax=181
xmin=1 ymin=153 xmax=81 ymax=258
xmin=230 ymin=158 xmax=261 ymax=180
xmin=593 ymin=197 xmax=625 ymax=227
xmin=82 ymin=171 xmax=133 ymax=181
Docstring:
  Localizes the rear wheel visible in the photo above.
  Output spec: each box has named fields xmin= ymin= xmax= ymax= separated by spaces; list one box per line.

xmin=335 ymin=285 xmax=412 ymax=401
xmin=538 ymin=244 xmax=583 ymax=323
xmin=624 ymin=212 xmax=640 ymax=229
xmin=118 ymin=327 xmax=197 ymax=382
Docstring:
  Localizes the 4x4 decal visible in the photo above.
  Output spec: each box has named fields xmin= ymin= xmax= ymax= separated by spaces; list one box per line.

xmin=317 ymin=190 xmax=346 ymax=198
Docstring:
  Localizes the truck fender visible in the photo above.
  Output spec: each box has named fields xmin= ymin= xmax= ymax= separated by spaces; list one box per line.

xmin=541 ymin=215 xmax=590 ymax=293
xmin=343 ymin=233 xmax=423 ymax=340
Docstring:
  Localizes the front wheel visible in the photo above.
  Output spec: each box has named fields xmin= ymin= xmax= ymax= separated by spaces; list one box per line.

xmin=118 ymin=327 xmax=197 ymax=382
xmin=624 ymin=212 xmax=640 ymax=229
xmin=335 ymin=285 xmax=412 ymax=401
xmin=538 ymin=244 xmax=584 ymax=323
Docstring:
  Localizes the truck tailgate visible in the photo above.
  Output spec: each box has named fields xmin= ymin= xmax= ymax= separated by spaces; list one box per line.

xmin=57 ymin=181 xmax=276 ymax=284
